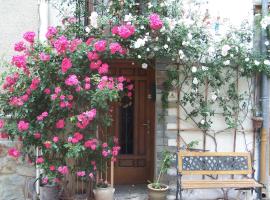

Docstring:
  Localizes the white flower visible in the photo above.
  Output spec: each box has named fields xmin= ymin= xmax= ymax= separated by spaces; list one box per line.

xmin=201 ymin=66 xmax=208 ymax=71
xmin=148 ymin=2 xmax=153 ymax=8
xmin=200 ymin=119 xmax=205 ymax=125
xmin=164 ymin=44 xmax=169 ymax=49
xmin=193 ymin=77 xmax=199 ymax=85
xmin=167 ymin=37 xmax=171 ymax=42
xmin=223 ymin=60 xmax=230 ymax=65
xmin=154 ymin=47 xmax=159 ymax=51
xmin=191 ymin=66 xmax=197 ymax=73
xmin=261 ymin=16 xmax=270 ymax=29
xmin=90 ymin=12 xmax=98 ymax=28
xmin=85 ymin=26 xmax=90 ymax=33
xmin=146 ymin=48 xmax=150 ymax=52
xmin=155 ymin=37 xmax=159 ymax=41
xmin=140 ymin=25 xmax=145 ymax=30
xmin=160 ymin=2 xmax=165 ymax=7
xmin=208 ymin=46 xmax=215 ymax=55
xmin=134 ymin=38 xmax=146 ymax=49
xmin=138 ymin=55 xmax=141 ymax=59
xmin=221 ymin=45 xmax=231 ymax=57
xmin=178 ymin=50 xmax=185 ymax=59
xmin=160 ymin=26 xmax=166 ymax=32
xmin=182 ymin=41 xmax=190 ymax=46
xmin=254 ymin=60 xmax=260 ymax=66
xmin=187 ymin=33 xmax=192 ymax=40
xmin=265 ymin=41 xmax=270 ymax=46
xmin=264 ymin=60 xmax=270 ymax=65
xmin=142 ymin=63 xmax=148 ymax=69
xmin=124 ymin=13 xmax=133 ymax=22
xmin=211 ymin=93 xmax=217 ymax=101
xmin=245 ymin=58 xmax=250 ymax=62
xmin=167 ymin=18 xmax=176 ymax=31
xmin=230 ymin=54 xmax=234 ymax=58
xmin=146 ymin=32 xmax=150 ymax=36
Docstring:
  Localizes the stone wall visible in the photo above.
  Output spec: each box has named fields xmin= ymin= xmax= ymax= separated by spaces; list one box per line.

xmin=0 ymin=140 xmax=36 ymax=200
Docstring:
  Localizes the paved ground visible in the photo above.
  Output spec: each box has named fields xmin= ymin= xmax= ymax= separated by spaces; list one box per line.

xmin=114 ymin=184 xmax=148 ymax=200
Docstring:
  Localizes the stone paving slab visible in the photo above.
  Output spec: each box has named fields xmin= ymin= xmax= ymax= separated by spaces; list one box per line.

xmin=115 ymin=184 xmax=148 ymax=200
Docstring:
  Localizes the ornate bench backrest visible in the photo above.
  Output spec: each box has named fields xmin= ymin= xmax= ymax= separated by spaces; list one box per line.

xmin=178 ymin=151 xmax=252 ymax=175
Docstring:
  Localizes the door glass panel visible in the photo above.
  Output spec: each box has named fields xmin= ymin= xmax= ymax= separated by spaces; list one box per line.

xmin=119 ymin=94 xmax=134 ymax=154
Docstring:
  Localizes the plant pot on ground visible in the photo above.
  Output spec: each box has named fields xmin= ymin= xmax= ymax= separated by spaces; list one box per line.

xmin=148 ymin=150 xmax=172 ymax=200
xmin=39 ymin=184 xmax=61 ymax=200
xmin=93 ymin=180 xmax=115 ymax=200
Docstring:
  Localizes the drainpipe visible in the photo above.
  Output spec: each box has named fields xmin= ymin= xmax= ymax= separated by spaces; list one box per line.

xmin=36 ymin=0 xmax=50 ymax=196
xmin=260 ymin=0 xmax=269 ymax=197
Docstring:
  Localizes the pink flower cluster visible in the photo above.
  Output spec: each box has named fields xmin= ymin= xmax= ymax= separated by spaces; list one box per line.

xmin=8 ymin=148 xmax=21 ymax=158
xmin=68 ymin=132 xmax=84 ymax=144
xmin=36 ymin=156 xmax=44 ymax=164
xmin=84 ymin=76 xmax=91 ymax=90
xmin=65 ymin=74 xmax=79 ymax=86
xmin=77 ymin=109 xmax=96 ymax=129
xmin=37 ymin=111 xmax=48 ymax=121
xmin=23 ymin=31 xmax=35 ymax=43
xmin=17 ymin=120 xmax=29 ymax=132
xmin=76 ymin=171 xmax=86 ymax=177
xmin=149 ymin=13 xmax=163 ymax=30
xmin=11 ymin=55 xmax=28 ymax=74
xmin=53 ymin=36 xmax=69 ymax=54
xmin=44 ymin=141 xmax=52 ymax=149
xmin=0 ymin=119 xmax=4 ymax=129
xmin=94 ymin=40 xmax=107 ymax=52
xmin=58 ymin=166 xmax=69 ymax=175
xmin=2 ymin=73 xmax=19 ymax=92
xmin=14 ymin=41 xmax=26 ymax=52
xmin=109 ymin=42 xmax=126 ymax=55
xmin=84 ymin=139 xmax=98 ymax=150
xmin=46 ymin=26 xmax=57 ymax=39
xmin=56 ymin=119 xmax=65 ymax=129
xmin=39 ymin=52 xmax=50 ymax=62
xmin=97 ymin=76 xmax=123 ymax=91
xmin=112 ymin=24 xmax=135 ymax=39
xmin=70 ymin=39 xmax=82 ymax=52
xmin=61 ymin=57 xmax=72 ymax=73
xmin=9 ymin=77 xmax=40 ymax=106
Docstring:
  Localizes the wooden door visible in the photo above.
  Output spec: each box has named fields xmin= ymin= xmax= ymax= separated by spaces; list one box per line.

xmin=109 ymin=60 xmax=155 ymax=184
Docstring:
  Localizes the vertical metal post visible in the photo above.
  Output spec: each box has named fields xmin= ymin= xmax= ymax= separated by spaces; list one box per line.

xmin=260 ymin=0 xmax=269 ymax=197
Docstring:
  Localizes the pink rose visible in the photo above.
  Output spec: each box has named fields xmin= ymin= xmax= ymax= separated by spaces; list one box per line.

xmin=84 ymin=83 xmax=91 ymax=90
xmin=90 ymin=60 xmax=102 ymax=70
xmin=8 ymin=148 xmax=20 ymax=158
xmin=74 ymin=132 xmax=83 ymax=141
xmin=39 ymin=52 xmax=50 ymax=62
xmin=12 ymin=55 xmax=27 ymax=69
xmin=109 ymin=42 xmax=123 ymax=54
xmin=94 ymin=40 xmax=107 ymax=52
xmin=42 ymin=177 xmax=48 ymax=184
xmin=49 ymin=165 xmax=55 ymax=171
xmin=54 ymin=87 xmax=62 ymax=94
xmin=44 ymin=88 xmax=51 ymax=94
xmin=34 ymin=132 xmax=41 ymax=139
xmin=149 ymin=13 xmax=163 ymax=30
xmin=44 ymin=141 xmax=52 ymax=149
xmin=70 ymin=38 xmax=82 ymax=52
xmin=51 ymin=94 xmax=57 ymax=100
xmin=46 ymin=26 xmax=57 ymax=39
xmin=58 ymin=166 xmax=68 ymax=175
xmin=87 ymin=51 xmax=99 ymax=60
xmin=14 ymin=41 xmax=26 ymax=52
xmin=89 ymin=173 xmax=94 ymax=179
xmin=0 ymin=119 xmax=5 ymax=129
xmin=102 ymin=143 xmax=108 ymax=148
xmin=17 ymin=120 xmax=29 ymax=132
xmin=61 ymin=58 xmax=72 ymax=73
xmin=102 ymin=150 xmax=109 ymax=157
xmin=36 ymin=157 xmax=44 ymax=164
xmin=117 ymin=24 xmax=135 ymax=39
xmin=53 ymin=136 xmax=59 ymax=143
xmin=65 ymin=74 xmax=79 ymax=86
xmin=77 ymin=171 xmax=86 ymax=177
xmin=23 ymin=31 xmax=35 ymax=43
xmin=30 ymin=78 xmax=40 ymax=91
xmin=86 ymin=37 xmax=95 ymax=46
xmin=56 ymin=119 xmax=65 ymax=129
xmin=53 ymin=36 xmax=69 ymax=54
xmin=98 ymin=63 xmax=109 ymax=74
xmin=111 ymin=26 xmax=119 ymax=35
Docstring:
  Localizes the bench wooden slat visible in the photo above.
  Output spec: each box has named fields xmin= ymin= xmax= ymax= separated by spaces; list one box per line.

xmin=182 ymin=179 xmax=263 ymax=189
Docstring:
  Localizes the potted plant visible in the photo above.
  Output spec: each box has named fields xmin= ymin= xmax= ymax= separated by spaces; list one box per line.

xmin=93 ymin=179 xmax=115 ymax=200
xmin=147 ymin=150 xmax=172 ymax=200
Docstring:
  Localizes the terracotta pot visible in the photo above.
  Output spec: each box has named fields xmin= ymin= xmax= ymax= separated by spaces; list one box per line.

xmin=147 ymin=183 xmax=169 ymax=200
xmin=40 ymin=185 xmax=60 ymax=200
xmin=93 ymin=187 xmax=115 ymax=200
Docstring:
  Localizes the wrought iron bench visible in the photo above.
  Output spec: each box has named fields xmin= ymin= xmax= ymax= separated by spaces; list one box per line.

xmin=176 ymin=151 xmax=263 ymax=200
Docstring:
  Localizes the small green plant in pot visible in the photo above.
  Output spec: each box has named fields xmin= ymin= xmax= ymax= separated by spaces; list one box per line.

xmin=148 ymin=150 xmax=173 ymax=200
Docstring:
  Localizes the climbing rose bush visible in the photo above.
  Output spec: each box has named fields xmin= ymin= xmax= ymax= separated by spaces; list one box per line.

xmin=0 ymin=19 xmax=137 ymax=185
